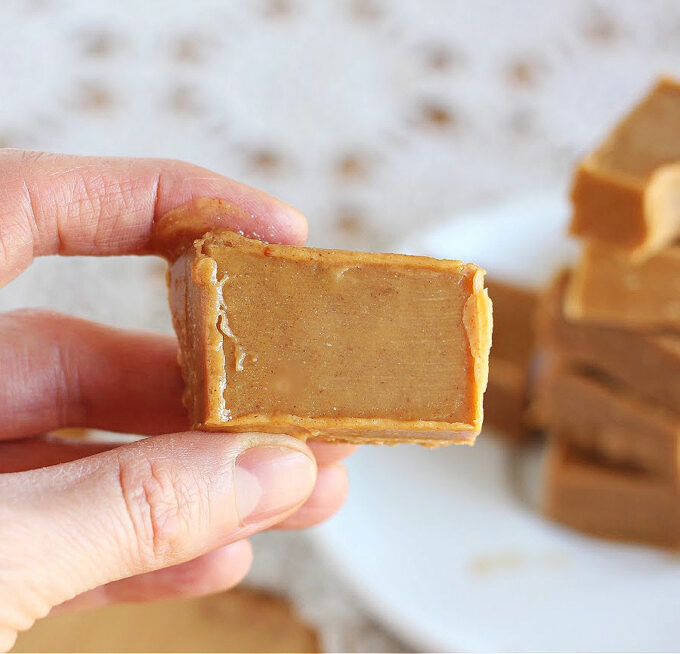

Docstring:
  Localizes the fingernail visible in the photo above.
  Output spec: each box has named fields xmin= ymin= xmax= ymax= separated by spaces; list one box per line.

xmin=235 ymin=446 xmax=316 ymax=526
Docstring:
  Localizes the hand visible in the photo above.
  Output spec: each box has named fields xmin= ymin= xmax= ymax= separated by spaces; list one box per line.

xmin=0 ymin=150 xmax=356 ymax=652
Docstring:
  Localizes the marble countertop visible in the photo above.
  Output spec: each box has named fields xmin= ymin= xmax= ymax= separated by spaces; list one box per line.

xmin=2 ymin=0 xmax=680 ymax=650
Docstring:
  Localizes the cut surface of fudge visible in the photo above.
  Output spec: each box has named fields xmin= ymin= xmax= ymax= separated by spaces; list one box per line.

xmin=569 ymin=77 xmax=680 ymax=256
xmin=565 ymin=243 xmax=680 ymax=329
xmin=542 ymin=368 xmax=680 ymax=480
xmin=537 ymin=271 xmax=680 ymax=413
xmin=168 ymin=231 xmax=492 ymax=445
xmin=543 ymin=438 xmax=680 ymax=548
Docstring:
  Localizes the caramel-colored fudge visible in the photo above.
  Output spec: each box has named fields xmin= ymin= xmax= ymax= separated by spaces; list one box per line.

xmin=538 ymin=271 xmax=680 ymax=413
xmin=543 ymin=439 xmax=680 ymax=548
xmin=565 ymin=243 xmax=680 ymax=329
xmin=486 ymin=279 xmax=537 ymax=365
xmin=13 ymin=588 xmax=319 ymax=653
xmin=168 ymin=231 xmax=492 ymax=445
xmin=542 ymin=369 xmax=680 ymax=480
xmin=569 ymin=77 xmax=680 ymax=256
xmin=484 ymin=279 xmax=538 ymax=441
xmin=484 ymin=359 xmax=528 ymax=441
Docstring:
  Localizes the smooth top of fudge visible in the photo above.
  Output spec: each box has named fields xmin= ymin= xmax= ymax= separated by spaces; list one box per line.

xmin=588 ymin=77 xmax=680 ymax=181
xmin=194 ymin=231 xmax=490 ymax=426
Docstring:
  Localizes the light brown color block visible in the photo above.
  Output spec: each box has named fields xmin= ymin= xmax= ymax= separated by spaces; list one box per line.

xmin=543 ymin=439 xmax=680 ymax=548
xmin=569 ymin=77 xmax=680 ymax=257
xmin=484 ymin=279 xmax=538 ymax=441
xmin=542 ymin=369 xmax=680 ymax=481
xmin=168 ymin=231 xmax=492 ymax=446
xmin=13 ymin=588 xmax=319 ymax=653
xmin=565 ymin=243 xmax=680 ymax=329
xmin=537 ymin=271 xmax=680 ymax=414
xmin=484 ymin=358 xmax=529 ymax=441
xmin=485 ymin=278 xmax=537 ymax=365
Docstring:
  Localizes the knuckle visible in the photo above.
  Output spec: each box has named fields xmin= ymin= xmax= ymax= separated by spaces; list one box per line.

xmin=115 ymin=453 xmax=199 ymax=569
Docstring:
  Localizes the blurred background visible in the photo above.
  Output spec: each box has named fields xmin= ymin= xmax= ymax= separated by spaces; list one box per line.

xmin=4 ymin=0 xmax=680 ymax=651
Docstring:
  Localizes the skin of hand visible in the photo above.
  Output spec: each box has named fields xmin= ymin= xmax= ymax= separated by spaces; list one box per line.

xmin=0 ymin=150 xmax=357 ymax=652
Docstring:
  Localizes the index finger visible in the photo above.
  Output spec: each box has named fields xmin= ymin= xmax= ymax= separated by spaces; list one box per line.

xmin=0 ymin=149 xmax=308 ymax=285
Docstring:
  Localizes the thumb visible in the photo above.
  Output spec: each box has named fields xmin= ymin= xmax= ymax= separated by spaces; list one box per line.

xmin=0 ymin=432 xmax=316 ymax=648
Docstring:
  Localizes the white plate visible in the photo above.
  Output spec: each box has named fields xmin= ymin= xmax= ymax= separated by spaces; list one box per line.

xmin=312 ymin=192 xmax=680 ymax=653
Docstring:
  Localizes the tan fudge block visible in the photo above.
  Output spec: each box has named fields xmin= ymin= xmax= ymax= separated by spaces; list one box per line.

xmin=569 ymin=77 xmax=680 ymax=257
xmin=486 ymin=278 xmax=537 ymax=364
xmin=542 ymin=369 xmax=680 ymax=481
xmin=565 ymin=243 xmax=680 ymax=329
xmin=168 ymin=231 xmax=492 ymax=446
xmin=13 ymin=588 xmax=319 ymax=654
xmin=543 ymin=438 xmax=680 ymax=548
xmin=484 ymin=279 xmax=538 ymax=441
xmin=537 ymin=271 xmax=680 ymax=413
xmin=484 ymin=359 xmax=529 ymax=441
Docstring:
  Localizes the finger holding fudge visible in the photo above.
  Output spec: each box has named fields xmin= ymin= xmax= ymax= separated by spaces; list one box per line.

xmin=0 ymin=150 xmax=307 ymax=286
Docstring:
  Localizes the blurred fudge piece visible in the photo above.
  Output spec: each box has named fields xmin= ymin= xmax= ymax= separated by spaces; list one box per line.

xmin=484 ymin=278 xmax=538 ymax=441
xmin=541 ymin=368 xmax=680 ymax=481
xmin=483 ymin=358 xmax=530 ymax=441
xmin=570 ymin=77 xmax=680 ymax=257
xmin=543 ymin=438 xmax=680 ymax=548
xmin=168 ymin=230 xmax=492 ymax=446
xmin=12 ymin=587 xmax=319 ymax=653
xmin=565 ymin=242 xmax=680 ymax=329
xmin=486 ymin=278 xmax=537 ymax=365
xmin=537 ymin=271 xmax=680 ymax=414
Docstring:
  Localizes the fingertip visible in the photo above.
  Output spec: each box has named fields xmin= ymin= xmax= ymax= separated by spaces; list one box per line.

xmin=276 ymin=463 xmax=349 ymax=530
xmin=234 ymin=441 xmax=317 ymax=527
xmin=192 ymin=540 xmax=254 ymax=593
xmin=152 ymin=194 xmax=307 ymax=259
xmin=148 ymin=539 xmax=253 ymax=598
xmin=273 ymin=200 xmax=308 ymax=246
xmin=308 ymin=441 xmax=359 ymax=465
xmin=323 ymin=463 xmax=350 ymax=506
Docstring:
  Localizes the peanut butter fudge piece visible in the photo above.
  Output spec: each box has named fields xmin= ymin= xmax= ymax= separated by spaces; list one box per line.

xmin=484 ymin=279 xmax=538 ymax=441
xmin=565 ymin=243 xmax=680 ymax=329
xmin=13 ymin=588 xmax=320 ymax=653
xmin=484 ymin=359 xmax=529 ymax=441
xmin=543 ymin=438 xmax=680 ymax=548
xmin=168 ymin=231 xmax=492 ymax=445
xmin=542 ymin=369 xmax=680 ymax=481
xmin=537 ymin=271 xmax=680 ymax=413
xmin=486 ymin=279 xmax=537 ymax=365
xmin=570 ymin=77 xmax=680 ymax=257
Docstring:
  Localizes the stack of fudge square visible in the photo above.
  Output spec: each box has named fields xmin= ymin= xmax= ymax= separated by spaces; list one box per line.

xmin=537 ymin=77 xmax=680 ymax=548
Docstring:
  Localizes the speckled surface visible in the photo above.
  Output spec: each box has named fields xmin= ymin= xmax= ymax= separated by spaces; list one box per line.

xmin=2 ymin=0 xmax=680 ymax=650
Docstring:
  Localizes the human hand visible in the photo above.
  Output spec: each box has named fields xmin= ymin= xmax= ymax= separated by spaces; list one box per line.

xmin=0 ymin=150 xmax=355 ymax=652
